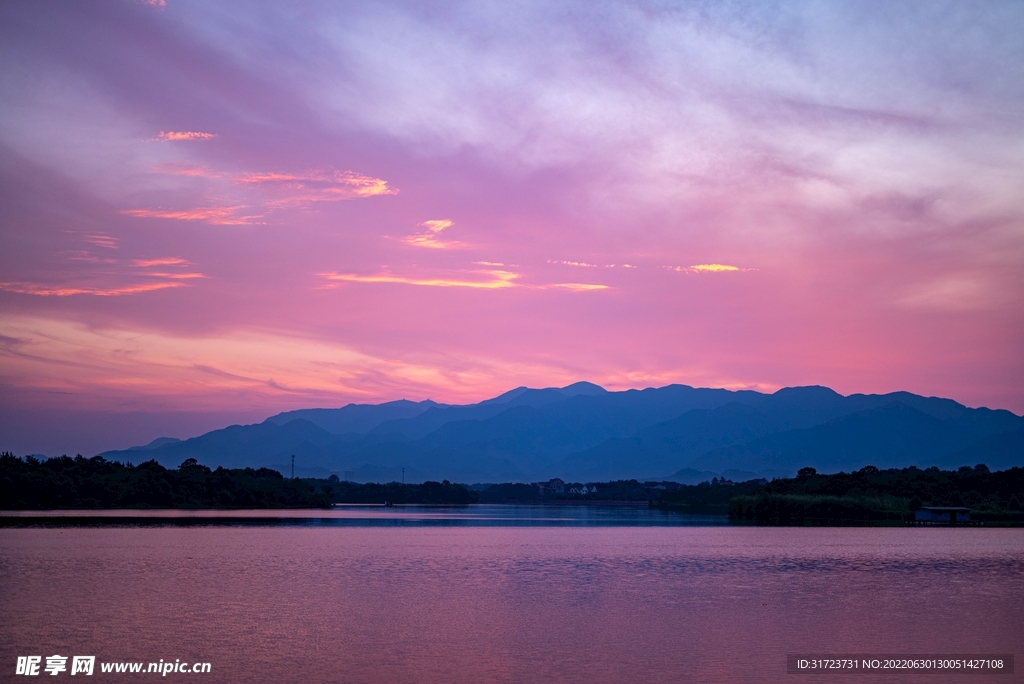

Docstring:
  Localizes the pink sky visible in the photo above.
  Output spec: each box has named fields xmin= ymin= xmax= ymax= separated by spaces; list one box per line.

xmin=1 ymin=1 xmax=1022 ymax=455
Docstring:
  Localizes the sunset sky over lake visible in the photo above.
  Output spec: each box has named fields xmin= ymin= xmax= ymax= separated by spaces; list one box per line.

xmin=1 ymin=1 xmax=1022 ymax=455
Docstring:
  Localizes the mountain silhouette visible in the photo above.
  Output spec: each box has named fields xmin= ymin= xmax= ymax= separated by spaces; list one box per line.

xmin=97 ymin=383 xmax=1023 ymax=482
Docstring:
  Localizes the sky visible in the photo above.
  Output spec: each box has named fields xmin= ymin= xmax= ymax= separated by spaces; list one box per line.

xmin=1 ymin=0 xmax=1022 ymax=456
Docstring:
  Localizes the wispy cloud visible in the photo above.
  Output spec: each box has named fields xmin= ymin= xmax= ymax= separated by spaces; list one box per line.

xmin=84 ymin=233 xmax=119 ymax=249
xmin=664 ymin=264 xmax=751 ymax=274
xmin=319 ymin=268 xmax=520 ymax=290
xmin=549 ymin=260 xmax=636 ymax=269
xmin=545 ymin=282 xmax=609 ymax=291
xmin=129 ymin=167 xmax=396 ymax=224
xmin=155 ymin=131 xmax=216 ymax=141
xmin=156 ymin=164 xmax=222 ymax=178
xmin=133 ymin=257 xmax=190 ymax=267
xmin=420 ymin=220 xmax=453 ymax=232
xmin=0 ymin=281 xmax=184 ymax=297
xmin=237 ymin=169 xmax=396 ymax=205
xmin=0 ymin=254 xmax=205 ymax=297
xmin=897 ymin=275 xmax=997 ymax=311
xmin=401 ymin=219 xmax=468 ymax=249
xmin=120 ymin=206 xmax=261 ymax=225
xmin=62 ymin=250 xmax=116 ymax=264
xmin=548 ymin=259 xmax=597 ymax=268
xmin=142 ymin=272 xmax=206 ymax=280
xmin=318 ymin=268 xmax=608 ymax=292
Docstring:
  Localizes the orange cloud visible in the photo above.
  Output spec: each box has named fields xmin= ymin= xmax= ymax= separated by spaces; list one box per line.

xmin=401 ymin=219 xmax=468 ymax=249
xmin=319 ymin=269 xmax=608 ymax=292
xmin=133 ymin=257 xmax=190 ymax=267
xmin=0 ymin=281 xmax=184 ymax=297
xmin=237 ymin=169 xmax=396 ymax=204
xmin=421 ymin=220 xmax=452 ymax=232
xmin=546 ymin=282 xmax=609 ymax=291
xmin=319 ymin=269 xmax=520 ymax=290
xmin=0 ymin=251 xmax=205 ymax=297
xmin=120 ymin=206 xmax=261 ymax=225
xmin=142 ymin=272 xmax=206 ymax=280
xmin=664 ymin=263 xmax=750 ymax=274
xmin=156 ymin=131 xmax=216 ymax=141
xmin=142 ymin=166 xmax=395 ymax=220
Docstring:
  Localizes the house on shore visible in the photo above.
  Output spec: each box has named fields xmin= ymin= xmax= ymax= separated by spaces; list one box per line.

xmin=912 ymin=506 xmax=973 ymax=525
xmin=534 ymin=478 xmax=565 ymax=495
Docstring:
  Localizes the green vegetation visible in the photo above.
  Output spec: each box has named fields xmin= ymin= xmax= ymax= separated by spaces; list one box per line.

xmin=325 ymin=478 xmax=478 ymax=504
xmin=0 ymin=454 xmax=478 ymax=509
xmin=476 ymin=483 xmax=542 ymax=502
xmin=728 ymin=493 xmax=909 ymax=525
xmin=478 ymin=479 xmax=723 ymax=504
xmin=475 ymin=479 xmax=766 ymax=512
xmin=4 ymin=451 xmax=1019 ymax=522
xmin=729 ymin=464 xmax=1024 ymax=525
xmin=0 ymin=454 xmax=332 ymax=509
xmin=652 ymin=479 xmax=768 ymax=514
xmin=476 ymin=480 xmax=664 ymax=502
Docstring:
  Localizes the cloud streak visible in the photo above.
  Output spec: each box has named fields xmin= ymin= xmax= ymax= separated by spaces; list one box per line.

xmin=0 ymin=281 xmax=185 ymax=297
xmin=237 ymin=169 xmax=395 ymax=203
xmin=0 ymin=253 xmax=205 ymax=298
xmin=120 ymin=206 xmax=262 ymax=225
xmin=401 ymin=219 xmax=468 ymax=249
xmin=83 ymin=233 xmax=119 ymax=249
xmin=155 ymin=131 xmax=216 ymax=141
xmin=318 ymin=268 xmax=608 ymax=291
xmin=319 ymin=268 xmax=520 ymax=290
xmin=122 ymin=167 xmax=396 ymax=224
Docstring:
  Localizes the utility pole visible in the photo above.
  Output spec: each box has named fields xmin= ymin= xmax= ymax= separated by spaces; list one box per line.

xmin=402 ymin=467 xmax=405 ymax=484
xmin=291 ymin=454 xmax=295 ymax=479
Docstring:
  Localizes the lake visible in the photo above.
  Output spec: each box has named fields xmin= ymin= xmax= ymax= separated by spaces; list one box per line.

xmin=1 ymin=506 xmax=1020 ymax=682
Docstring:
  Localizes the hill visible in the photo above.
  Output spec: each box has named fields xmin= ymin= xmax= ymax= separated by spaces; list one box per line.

xmin=93 ymin=383 xmax=1024 ymax=483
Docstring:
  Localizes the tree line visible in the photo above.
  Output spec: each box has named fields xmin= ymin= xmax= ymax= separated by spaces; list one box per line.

xmin=0 ymin=454 xmax=477 ymax=509
xmin=728 ymin=464 xmax=1024 ymax=525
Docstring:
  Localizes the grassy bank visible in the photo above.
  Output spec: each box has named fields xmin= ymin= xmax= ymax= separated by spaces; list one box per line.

xmin=729 ymin=493 xmax=909 ymax=525
xmin=727 ymin=465 xmax=1024 ymax=526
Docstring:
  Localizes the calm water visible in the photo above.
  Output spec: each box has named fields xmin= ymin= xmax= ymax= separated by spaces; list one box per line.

xmin=1 ymin=507 xmax=1021 ymax=683
xmin=0 ymin=504 xmax=727 ymax=526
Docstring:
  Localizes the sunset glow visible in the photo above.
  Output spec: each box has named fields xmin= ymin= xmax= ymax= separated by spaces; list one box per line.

xmin=1 ymin=0 xmax=1022 ymax=455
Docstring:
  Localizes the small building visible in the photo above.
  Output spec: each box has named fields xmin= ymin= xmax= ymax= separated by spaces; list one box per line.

xmin=535 ymin=478 xmax=565 ymax=495
xmin=914 ymin=506 xmax=971 ymax=524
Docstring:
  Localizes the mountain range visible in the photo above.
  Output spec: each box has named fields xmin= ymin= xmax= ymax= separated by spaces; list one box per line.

xmin=98 ymin=382 xmax=1024 ymax=483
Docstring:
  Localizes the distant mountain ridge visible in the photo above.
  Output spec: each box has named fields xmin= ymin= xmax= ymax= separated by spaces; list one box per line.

xmin=97 ymin=383 xmax=1024 ymax=483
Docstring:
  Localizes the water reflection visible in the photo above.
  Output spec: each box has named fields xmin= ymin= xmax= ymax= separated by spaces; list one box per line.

xmin=1 ymin=523 xmax=1021 ymax=683
xmin=0 ymin=504 xmax=728 ymax=527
